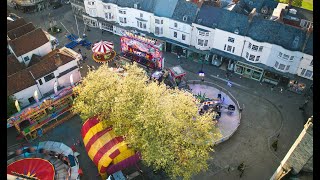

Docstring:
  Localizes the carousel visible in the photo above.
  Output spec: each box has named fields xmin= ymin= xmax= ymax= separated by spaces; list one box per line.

xmin=7 ymin=141 xmax=81 ymax=179
xmin=92 ymin=40 xmax=117 ymax=63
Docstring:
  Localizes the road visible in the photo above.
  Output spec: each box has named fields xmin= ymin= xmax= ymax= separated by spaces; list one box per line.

xmin=7 ymin=5 xmax=313 ymax=180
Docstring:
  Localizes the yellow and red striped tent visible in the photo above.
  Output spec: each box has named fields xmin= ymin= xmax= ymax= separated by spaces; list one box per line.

xmin=81 ymin=117 xmax=140 ymax=179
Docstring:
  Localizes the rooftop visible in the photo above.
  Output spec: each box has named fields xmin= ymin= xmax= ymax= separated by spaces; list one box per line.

xmin=7 ymin=48 xmax=77 ymax=95
xmin=7 ymin=18 xmax=27 ymax=32
xmin=247 ymin=16 xmax=307 ymax=52
xmin=171 ymin=0 xmax=199 ymax=24
xmin=116 ymin=0 xmax=157 ymax=13
xmin=8 ymin=28 xmax=49 ymax=57
xmin=153 ymin=0 xmax=178 ymax=18
xmin=7 ymin=22 xmax=36 ymax=40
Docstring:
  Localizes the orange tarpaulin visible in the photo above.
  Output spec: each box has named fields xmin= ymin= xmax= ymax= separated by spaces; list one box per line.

xmin=81 ymin=117 xmax=140 ymax=179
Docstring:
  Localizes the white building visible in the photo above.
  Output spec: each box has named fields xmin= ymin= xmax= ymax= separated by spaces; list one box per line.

xmin=7 ymin=19 xmax=54 ymax=66
xmin=7 ymin=48 xmax=82 ymax=108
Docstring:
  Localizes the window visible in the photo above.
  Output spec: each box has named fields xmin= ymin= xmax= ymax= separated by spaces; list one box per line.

xmin=256 ymin=56 xmax=260 ymax=61
xmin=246 ymin=52 xmax=249 ymax=58
xmin=140 ymin=13 xmax=143 ymax=18
xmin=305 ymin=70 xmax=313 ymax=78
xmin=204 ymin=40 xmax=208 ymax=46
xmin=105 ymin=13 xmax=112 ymax=19
xmin=24 ymin=56 xmax=30 ymax=61
xmin=28 ymin=97 xmax=35 ymax=104
xmin=228 ymin=37 xmax=234 ymax=43
xmin=283 ymin=54 xmax=289 ymax=60
xmin=104 ymin=5 xmax=111 ymax=9
xmin=182 ymin=34 xmax=186 ymax=40
xmin=278 ymin=64 xmax=285 ymax=70
xmin=143 ymin=23 xmax=146 ymax=29
xmin=290 ymin=56 xmax=294 ymax=61
xmin=252 ymin=45 xmax=258 ymax=51
xmin=199 ymin=31 xmax=209 ymax=36
xmin=227 ymin=45 xmax=232 ymax=52
xmin=155 ymin=19 xmax=159 ymax=24
xmin=161 ymin=20 xmax=163 ymax=24
xmin=174 ymin=32 xmax=177 ymax=38
xmin=44 ymin=73 xmax=55 ymax=82
xmin=249 ymin=55 xmax=255 ymax=61
xmin=275 ymin=61 xmax=279 ymax=68
xmin=38 ymin=79 xmax=43 ymax=85
xmin=198 ymin=39 xmax=204 ymax=46
xmin=278 ymin=52 xmax=282 ymax=57
xmin=300 ymin=68 xmax=306 ymax=76
xmin=248 ymin=43 xmax=252 ymax=48
xmin=183 ymin=16 xmax=187 ymax=22
xmin=310 ymin=60 xmax=313 ymax=66
xmin=224 ymin=44 xmax=226 ymax=50
xmin=155 ymin=27 xmax=163 ymax=35
xmin=258 ymin=46 xmax=263 ymax=52
xmin=119 ymin=10 xmax=126 ymax=14
xmin=232 ymin=47 xmax=235 ymax=53
xmin=119 ymin=17 xmax=127 ymax=23
xmin=285 ymin=65 xmax=290 ymax=71
xmin=174 ymin=23 xmax=177 ymax=28
xmin=92 ymin=2 xmax=94 ymax=5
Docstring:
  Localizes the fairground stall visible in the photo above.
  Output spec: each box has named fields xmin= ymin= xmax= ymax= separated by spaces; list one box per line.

xmin=7 ymin=141 xmax=81 ymax=179
xmin=120 ymin=32 xmax=164 ymax=70
xmin=92 ymin=40 xmax=117 ymax=63
xmin=7 ymin=87 xmax=76 ymax=142
xmin=81 ymin=116 xmax=141 ymax=179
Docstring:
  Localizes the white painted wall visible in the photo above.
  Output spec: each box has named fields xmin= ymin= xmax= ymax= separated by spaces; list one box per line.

xmin=167 ymin=19 xmax=192 ymax=45
xmin=57 ymin=69 xmax=82 ymax=87
xmin=212 ymin=29 xmax=245 ymax=57
xmin=242 ymin=37 xmax=272 ymax=65
xmin=297 ymin=53 xmax=313 ymax=80
xmin=13 ymin=85 xmax=42 ymax=108
xmin=191 ymin=23 xmax=215 ymax=50
xmin=13 ymin=42 xmax=52 ymax=66
xmin=267 ymin=45 xmax=303 ymax=74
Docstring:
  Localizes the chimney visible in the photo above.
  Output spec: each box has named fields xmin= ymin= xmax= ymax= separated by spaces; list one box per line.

xmin=54 ymin=53 xmax=62 ymax=67
xmin=248 ymin=8 xmax=257 ymax=23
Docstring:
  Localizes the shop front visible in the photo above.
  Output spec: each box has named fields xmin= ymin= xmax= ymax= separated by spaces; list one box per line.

xmin=287 ymin=80 xmax=306 ymax=94
xmin=262 ymin=70 xmax=291 ymax=86
xmin=165 ymin=40 xmax=191 ymax=58
xmin=234 ymin=61 xmax=264 ymax=81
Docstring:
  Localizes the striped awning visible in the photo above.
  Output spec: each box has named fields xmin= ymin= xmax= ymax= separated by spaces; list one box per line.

xmin=92 ymin=41 xmax=114 ymax=53
xmin=81 ymin=117 xmax=140 ymax=178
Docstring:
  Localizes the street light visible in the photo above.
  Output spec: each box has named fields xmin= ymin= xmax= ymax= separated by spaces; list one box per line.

xmin=198 ymin=60 xmax=205 ymax=82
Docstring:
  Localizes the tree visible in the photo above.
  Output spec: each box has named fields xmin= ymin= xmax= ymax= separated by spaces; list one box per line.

xmin=7 ymin=96 xmax=17 ymax=118
xmin=277 ymin=0 xmax=302 ymax=7
xmin=73 ymin=64 xmax=221 ymax=179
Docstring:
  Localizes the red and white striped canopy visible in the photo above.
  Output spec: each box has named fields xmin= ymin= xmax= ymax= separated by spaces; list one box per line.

xmin=92 ymin=41 xmax=114 ymax=53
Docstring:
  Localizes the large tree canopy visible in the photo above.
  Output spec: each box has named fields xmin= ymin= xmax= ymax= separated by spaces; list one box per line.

xmin=73 ymin=64 xmax=221 ymax=179
xmin=7 ymin=96 xmax=17 ymax=118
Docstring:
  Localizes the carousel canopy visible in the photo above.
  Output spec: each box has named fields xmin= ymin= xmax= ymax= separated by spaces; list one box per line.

xmin=92 ymin=40 xmax=114 ymax=54
xmin=7 ymin=158 xmax=55 ymax=180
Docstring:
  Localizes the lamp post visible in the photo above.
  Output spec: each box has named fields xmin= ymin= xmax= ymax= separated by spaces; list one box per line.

xmin=198 ymin=60 xmax=205 ymax=82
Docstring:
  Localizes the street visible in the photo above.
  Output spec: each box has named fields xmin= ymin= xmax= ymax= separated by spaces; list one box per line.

xmin=7 ymin=5 xmax=313 ymax=180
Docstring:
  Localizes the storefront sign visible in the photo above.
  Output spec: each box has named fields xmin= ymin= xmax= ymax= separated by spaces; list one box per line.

xmin=125 ymin=32 xmax=156 ymax=45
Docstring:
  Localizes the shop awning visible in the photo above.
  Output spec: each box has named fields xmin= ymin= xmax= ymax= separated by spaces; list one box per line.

xmin=196 ymin=27 xmax=210 ymax=32
xmin=210 ymin=48 xmax=240 ymax=61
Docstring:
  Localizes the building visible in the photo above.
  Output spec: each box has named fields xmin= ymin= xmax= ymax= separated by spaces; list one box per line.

xmin=270 ymin=117 xmax=313 ymax=179
xmin=7 ymin=18 xmax=58 ymax=66
xmin=7 ymin=48 xmax=82 ymax=108
xmin=70 ymin=0 xmax=86 ymax=19
xmin=80 ymin=0 xmax=312 ymax=87
xmin=12 ymin=0 xmax=46 ymax=13
xmin=7 ymin=18 xmax=81 ymax=108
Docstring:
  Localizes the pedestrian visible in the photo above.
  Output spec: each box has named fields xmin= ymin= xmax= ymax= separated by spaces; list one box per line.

xmin=227 ymin=81 xmax=232 ymax=87
xmin=222 ymin=97 xmax=225 ymax=103
xmin=280 ymin=88 xmax=283 ymax=93
xmin=271 ymin=85 xmax=275 ymax=91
